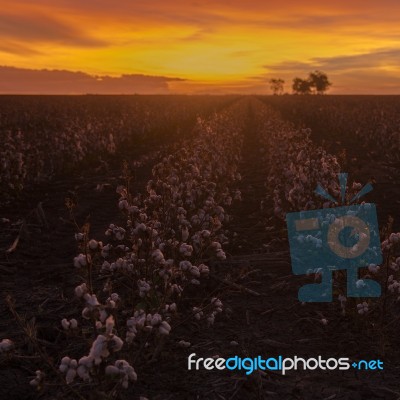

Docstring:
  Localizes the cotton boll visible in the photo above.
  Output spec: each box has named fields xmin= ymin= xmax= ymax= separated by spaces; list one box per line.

xmin=159 ymin=321 xmax=171 ymax=335
xmin=181 ymin=226 xmax=189 ymax=242
xmin=75 ymin=233 xmax=84 ymax=241
xmin=82 ymin=307 xmax=91 ymax=320
xmin=198 ymin=264 xmax=210 ymax=275
xmin=118 ymin=199 xmax=129 ymax=210
xmin=190 ymin=265 xmax=200 ymax=277
xmin=105 ymin=315 xmax=115 ymax=335
xmin=73 ymin=254 xmax=87 ymax=268
xmin=65 ymin=368 xmax=77 ymax=384
xmin=105 ymin=365 xmax=120 ymax=375
xmin=67 ymin=319 xmax=77 ymax=329
xmin=77 ymin=364 xmax=91 ymax=381
xmin=151 ymin=313 xmax=162 ymax=326
xmin=110 ymin=335 xmax=124 ymax=352
xmin=61 ymin=319 xmax=70 ymax=330
xmin=88 ymin=239 xmax=99 ymax=250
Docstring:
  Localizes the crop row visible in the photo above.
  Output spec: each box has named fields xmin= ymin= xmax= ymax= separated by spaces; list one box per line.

xmin=252 ymin=100 xmax=341 ymax=218
xmin=0 ymin=95 xmax=237 ymax=201
xmin=16 ymin=99 xmax=247 ymax=397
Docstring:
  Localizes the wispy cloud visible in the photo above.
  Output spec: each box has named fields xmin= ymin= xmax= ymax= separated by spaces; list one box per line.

xmin=0 ymin=66 xmax=185 ymax=94
xmin=264 ymin=48 xmax=400 ymax=72
xmin=0 ymin=12 xmax=107 ymax=46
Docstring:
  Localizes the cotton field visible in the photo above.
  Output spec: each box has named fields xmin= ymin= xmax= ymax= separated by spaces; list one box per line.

xmin=1 ymin=95 xmax=400 ymax=399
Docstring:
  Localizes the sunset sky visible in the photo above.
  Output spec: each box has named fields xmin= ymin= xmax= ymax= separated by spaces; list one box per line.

xmin=1 ymin=0 xmax=400 ymax=94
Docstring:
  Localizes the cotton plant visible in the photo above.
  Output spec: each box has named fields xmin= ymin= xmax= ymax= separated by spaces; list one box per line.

xmin=1 ymin=97 xmax=235 ymax=202
xmin=49 ymin=102 xmax=248 ymax=396
xmin=0 ymin=339 xmax=14 ymax=353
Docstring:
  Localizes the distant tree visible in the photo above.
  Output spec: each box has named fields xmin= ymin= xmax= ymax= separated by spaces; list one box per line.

xmin=292 ymin=77 xmax=311 ymax=94
xmin=308 ymin=70 xmax=331 ymax=94
xmin=269 ymin=78 xmax=285 ymax=95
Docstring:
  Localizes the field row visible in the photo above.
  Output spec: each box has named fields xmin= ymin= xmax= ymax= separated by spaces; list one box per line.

xmin=0 ymin=95 xmax=237 ymax=202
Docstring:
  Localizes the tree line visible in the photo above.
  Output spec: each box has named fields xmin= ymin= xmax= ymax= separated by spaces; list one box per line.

xmin=269 ymin=71 xmax=331 ymax=95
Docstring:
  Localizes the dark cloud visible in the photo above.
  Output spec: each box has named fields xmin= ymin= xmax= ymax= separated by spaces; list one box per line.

xmin=0 ymin=66 xmax=185 ymax=94
xmin=0 ymin=13 xmax=107 ymax=46
xmin=264 ymin=48 xmax=400 ymax=73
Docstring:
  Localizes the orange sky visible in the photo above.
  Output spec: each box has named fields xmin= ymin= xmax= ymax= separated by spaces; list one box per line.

xmin=1 ymin=0 xmax=400 ymax=94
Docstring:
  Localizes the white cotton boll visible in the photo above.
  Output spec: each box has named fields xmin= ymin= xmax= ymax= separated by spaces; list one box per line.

xmin=88 ymin=239 xmax=99 ymax=250
xmin=368 ymin=264 xmax=380 ymax=273
xmin=159 ymin=321 xmax=171 ymax=335
xmin=178 ymin=340 xmax=191 ymax=348
xmin=96 ymin=321 xmax=103 ymax=329
xmin=115 ymin=229 xmax=125 ymax=241
xmin=390 ymin=262 xmax=399 ymax=271
xmin=211 ymin=298 xmax=223 ymax=310
xmin=119 ymin=199 xmax=129 ymax=210
xmin=389 ymin=233 xmax=399 ymax=243
xmin=69 ymin=319 xmax=78 ymax=329
xmin=61 ymin=319 xmax=70 ymax=330
xmin=84 ymin=294 xmax=100 ymax=307
xmin=89 ymin=335 xmax=108 ymax=363
xmin=82 ymin=307 xmax=91 ymax=319
xmin=29 ymin=379 xmax=39 ymax=387
xmin=179 ymin=260 xmax=192 ymax=271
xmin=179 ymin=243 xmax=193 ymax=257
xmin=105 ymin=365 xmax=120 ymax=375
xmin=201 ymin=230 xmax=211 ymax=239
xmin=169 ymin=303 xmax=177 ymax=312
xmin=152 ymin=249 xmax=165 ymax=263
xmin=111 ymin=293 xmax=120 ymax=302
xmin=59 ymin=363 xmax=68 ymax=373
xmin=321 ymin=318 xmax=328 ymax=326
xmin=111 ymin=335 xmax=124 ymax=352
xmin=75 ymin=233 xmax=84 ymax=241
xmin=198 ymin=264 xmax=210 ymax=275
xmin=190 ymin=266 xmax=200 ymax=277
xmin=65 ymin=368 xmax=76 ymax=384
xmin=181 ymin=226 xmax=189 ymax=242
xmin=151 ymin=314 xmax=162 ymax=326
xmin=193 ymin=307 xmax=203 ymax=320
xmin=101 ymin=244 xmax=112 ymax=258
xmin=78 ymin=356 xmax=93 ymax=368
xmin=216 ymin=249 xmax=226 ymax=260
xmin=105 ymin=316 xmax=115 ymax=335
xmin=73 ymin=254 xmax=87 ymax=268
xmin=77 ymin=365 xmax=90 ymax=381
xmin=99 ymin=309 xmax=108 ymax=322
xmin=191 ymin=279 xmax=200 ymax=285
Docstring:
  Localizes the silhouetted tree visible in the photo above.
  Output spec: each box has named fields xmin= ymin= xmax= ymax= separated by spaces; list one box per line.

xmin=292 ymin=77 xmax=311 ymax=94
xmin=308 ymin=70 xmax=331 ymax=94
xmin=269 ymin=78 xmax=285 ymax=95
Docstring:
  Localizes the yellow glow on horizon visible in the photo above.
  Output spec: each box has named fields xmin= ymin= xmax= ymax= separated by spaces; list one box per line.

xmin=0 ymin=0 xmax=400 ymax=93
